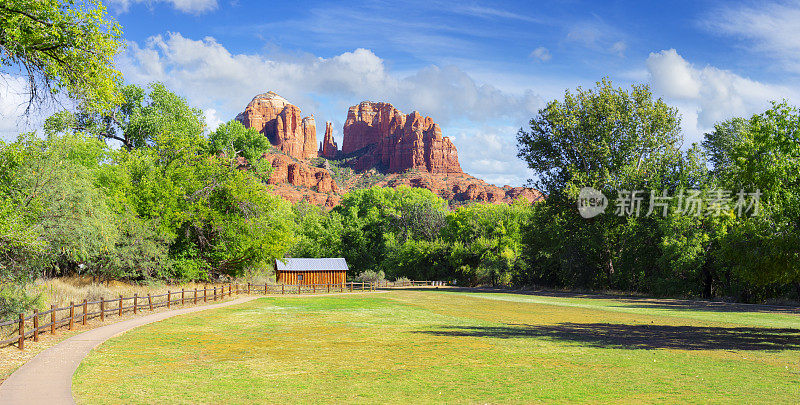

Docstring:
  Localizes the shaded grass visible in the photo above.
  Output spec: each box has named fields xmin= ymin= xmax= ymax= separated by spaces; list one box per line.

xmin=74 ymin=290 xmax=800 ymax=404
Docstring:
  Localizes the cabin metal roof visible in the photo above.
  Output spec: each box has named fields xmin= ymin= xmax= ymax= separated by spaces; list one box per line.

xmin=275 ymin=258 xmax=349 ymax=272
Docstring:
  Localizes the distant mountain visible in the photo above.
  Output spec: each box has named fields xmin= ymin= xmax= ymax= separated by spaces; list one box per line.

xmin=235 ymin=92 xmax=542 ymax=207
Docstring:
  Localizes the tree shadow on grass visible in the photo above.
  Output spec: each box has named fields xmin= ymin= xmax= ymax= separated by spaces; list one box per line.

xmin=416 ymin=323 xmax=800 ymax=351
xmin=613 ymin=300 xmax=800 ymax=315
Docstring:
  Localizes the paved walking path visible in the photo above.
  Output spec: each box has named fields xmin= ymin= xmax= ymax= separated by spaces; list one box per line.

xmin=0 ymin=296 xmax=259 ymax=405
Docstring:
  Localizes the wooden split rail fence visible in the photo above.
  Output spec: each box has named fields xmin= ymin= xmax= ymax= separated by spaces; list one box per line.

xmin=0 ymin=280 xmax=443 ymax=350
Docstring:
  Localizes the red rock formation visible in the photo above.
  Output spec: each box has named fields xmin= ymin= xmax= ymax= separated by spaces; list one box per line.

xmin=318 ymin=121 xmax=338 ymax=159
xmin=236 ymin=92 xmax=317 ymax=159
xmin=379 ymin=172 xmax=544 ymax=205
xmin=264 ymin=153 xmax=338 ymax=193
xmin=235 ymin=93 xmax=541 ymax=209
xmin=342 ymin=101 xmax=462 ymax=174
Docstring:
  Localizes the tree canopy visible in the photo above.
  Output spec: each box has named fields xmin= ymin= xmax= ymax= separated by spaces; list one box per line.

xmin=0 ymin=0 xmax=123 ymax=112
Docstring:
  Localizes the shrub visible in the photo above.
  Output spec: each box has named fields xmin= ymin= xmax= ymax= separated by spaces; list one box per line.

xmin=394 ymin=276 xmax=410 ymax=284
xmin=355 ymin=270 xmax=386 ymax=283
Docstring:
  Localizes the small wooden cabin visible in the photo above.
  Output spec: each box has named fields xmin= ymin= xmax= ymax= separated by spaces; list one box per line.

xmin=275 ymin=258 xmax=348 ymax=285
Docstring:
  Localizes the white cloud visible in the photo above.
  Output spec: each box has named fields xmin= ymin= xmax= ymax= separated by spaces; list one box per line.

xmin=203 ymin=108 xmax=223 ymax=132
xmin=0 ymin=74 xmax=37 ymax=140
xmin=455 ymin=5 xmax=542 ymax=23
xmin=610 ymin=41 xmax=627 ymax=57
xmin=529 ymin=47 xmax=551 ymax=62
xmin=646 ymin=49 xmax=794 ymax=143
xmin=120 ymin=32 xmax=542 ymax=127
xmin=646 ymin=49 xmax=700 ymax=99
xmin=565 ymin=21 xmax=627 ymax=56
xmin=449 ymin=123 xmax=533 ymax=187
xmin=706 ymin=1 xmax=800 ymax=73
xmin=109 ymin=0 xmax=218 ymax=14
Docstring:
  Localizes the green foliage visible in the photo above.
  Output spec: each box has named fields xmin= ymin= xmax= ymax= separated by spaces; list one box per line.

xmin=0 ymin=0 xmax=123 ymax=112
xmin=323 ymin=158 xmax=357 ymax=186
xmin=0 ymin=81 xmax=298 ymax=312
xmin=208 ymin=120 xmax=274 ymax=180
xmin=289 ymin=202 xmax=344 ymax=259
xmin=0 ymin=133 xmax=117 ymax=278
xmin=516 ymin=83 xmax=800 ymax=301
xmin=114 ymin=135 xmax=294 ymax=280
xmin=442 ymin=202 xmax=530 ymax=285
xmin=517 ymin=78 xmax=683 ymax=197
xmin=333 ymin=186 xmax=448 ymax=274
xmin=516 ymin=79 xmax=688 ymax=291
xmin=705 ymin=102 xmax=800 ymax=289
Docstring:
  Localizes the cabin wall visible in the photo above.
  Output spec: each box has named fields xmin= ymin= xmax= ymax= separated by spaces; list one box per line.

xmin=276 ymin=270 xmax=346 ymax=285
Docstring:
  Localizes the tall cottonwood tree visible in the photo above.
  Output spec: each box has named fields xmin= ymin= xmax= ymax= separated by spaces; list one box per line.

xmin=517 ymin=79 xmax=687 ymax=288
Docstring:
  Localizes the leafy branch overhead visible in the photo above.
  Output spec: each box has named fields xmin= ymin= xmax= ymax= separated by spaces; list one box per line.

xmin=0 ymin=0 xmax=123 ymax=113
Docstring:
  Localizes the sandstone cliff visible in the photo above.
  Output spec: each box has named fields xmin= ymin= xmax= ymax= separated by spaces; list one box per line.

xmin=340 ymin=101 xmax=462 ymax=174
xmin=318 ymin=122 xmax=338 ymax=159
xmin=235 ymin=92 xmax=317 ymax=159
xmin=264 ymin=153 xmax=337 ymax=194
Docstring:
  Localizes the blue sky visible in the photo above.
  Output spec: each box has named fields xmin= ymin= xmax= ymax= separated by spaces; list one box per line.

xmin=3 ymin=0 xmax=800 ymax=186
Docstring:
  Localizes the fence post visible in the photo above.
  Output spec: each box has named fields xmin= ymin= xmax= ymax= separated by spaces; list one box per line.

xmin=167 ymin=291 xmax=171 ymax=309
xmin=204 ymin=286 xmax=207 ymax=303
xmin=82 ymin=300 xmax=87 ymax=325
xmin=50 ymin=305 xmax=56 ymax=335
xmin=327 ymin=284 xmax=330 ymax=293
xmin=100 ymin=298 xmax=105 ymax=322
xmin=69 ymin=302 xmax=75 ymax=330
xmin=298 ymin=284 xmax=301 ymax=294
xmin=182 ymin=288 xmax=185 ymax=305
xmin=235 ymin=283 xmax=239 ymax=295
xmin=265 ymin=283 xmax=268 ymax=295
xmin=119 ymin=295 xmax=123 ymax=316
xmin=148 ymin=293 xmax=153 ymax=311
xmin=313 ymin=284 xmax=316 ymax=294
xmin=18 ymin=313 xmax=24 ymax=350
xmin=33 ymin=309 xmax=39 ymax=342
xmin=194 ymin=288 xmax=197 ymax=304
xmin=247 ymin=283 xmax=251 ymax=294
xmin=133 ymin=294 xmax=138 ymax=315
xmin=213 ymin=286 xmax=217 ymax=301
xmin=281 ymin=285 xmax=285 ymax=295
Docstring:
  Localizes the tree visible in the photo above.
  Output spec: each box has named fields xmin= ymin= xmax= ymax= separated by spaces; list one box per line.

xmin=442 ymin=202 xmax=531 ymax=286
xmin=0 ymin=133 xmax=117 ymax=277
xmin=517 ymin=78 xmax=683 ymax=197
xmin=45 ymin=83 xmax=205 ymax=151
xmin=328 ymin=186 xmax=448 ymax=274
xmin=208 ymin=120 xmax=274 ymax=179
xmin=114 ymin=133 xmax=294 ymax=280
xmin=516 ymin=79 xmax=687 ymax=289
xmin=289 ymin=202 xmax=345 ymax=259
xmin=705 ymin=102 xmax=800 ymax=291
xmin=0 ymin=0 xmax=123 ymax=112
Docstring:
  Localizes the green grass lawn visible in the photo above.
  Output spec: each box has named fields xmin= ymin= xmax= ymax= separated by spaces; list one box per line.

xmin=73 ymin=289 xmax=800 ymax=404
